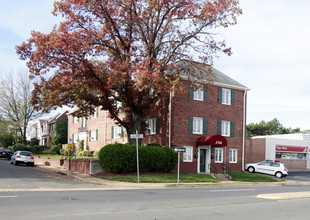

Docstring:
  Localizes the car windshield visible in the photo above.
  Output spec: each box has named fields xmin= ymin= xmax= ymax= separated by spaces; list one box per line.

xmin=20 ymin=152 xmax=33 ymax=156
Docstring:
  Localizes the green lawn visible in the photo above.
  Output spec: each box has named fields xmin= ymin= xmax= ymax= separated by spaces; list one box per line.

xmin=98 ymin=173 xmax=220 ymax=183
xmin=34 ymin=154 xmax=63 ymax=159
xmin=230 ymin=172 xmax=278 ymax=182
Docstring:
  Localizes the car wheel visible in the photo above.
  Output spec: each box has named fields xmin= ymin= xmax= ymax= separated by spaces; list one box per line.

xmin=29 ymin=163 xmax=34 ymax=167
xmin=275 ymin=172 xmax=283 ymax=178
xmin=248 ymin=166 xmax=255 ymax=173
xmin=14 ymin=160 xmax=18 ymax=166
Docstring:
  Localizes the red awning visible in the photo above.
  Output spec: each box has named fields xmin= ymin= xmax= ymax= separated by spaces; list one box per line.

xmin=196 ymin=135 xmax=227 ymax=147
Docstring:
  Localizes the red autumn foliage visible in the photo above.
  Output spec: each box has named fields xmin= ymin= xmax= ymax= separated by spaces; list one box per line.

xmin=16 ymin=0 xmax=241 ymax=144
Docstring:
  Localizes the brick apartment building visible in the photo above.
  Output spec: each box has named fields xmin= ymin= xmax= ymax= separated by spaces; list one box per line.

xmin=68 ymin=61 xmax=248 ymax=173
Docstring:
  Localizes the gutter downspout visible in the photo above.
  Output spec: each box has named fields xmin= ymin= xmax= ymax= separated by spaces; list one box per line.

xmin=104 ymin=110 xmax=107 ymax=146
xmin=169 ymin=90 xmax=172 ymax=148
xmin=242 ymin=89 xmax=248 ymax=171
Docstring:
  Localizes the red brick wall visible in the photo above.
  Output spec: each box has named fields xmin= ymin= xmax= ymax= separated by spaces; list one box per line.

xmin=245 ymin=138 xmax=266 ymax=163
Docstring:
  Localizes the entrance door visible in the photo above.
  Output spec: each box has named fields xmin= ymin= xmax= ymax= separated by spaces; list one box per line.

xmin=200 ymin=149 xmax=206 ymax=172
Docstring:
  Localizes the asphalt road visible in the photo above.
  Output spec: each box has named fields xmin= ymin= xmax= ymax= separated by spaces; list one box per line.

xmin=2 ymin=158 xmax=310 ymax=219
xmin=0 ymin=158 xmax=102 ymax=190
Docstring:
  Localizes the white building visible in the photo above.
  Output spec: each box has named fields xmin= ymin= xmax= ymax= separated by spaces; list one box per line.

xmin=246 ymin=133 xmax=310 ymax=170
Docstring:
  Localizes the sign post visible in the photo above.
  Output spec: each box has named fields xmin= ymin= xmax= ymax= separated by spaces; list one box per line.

xmin=173 ymin=148 xmax=186 ymax=184
xmin=130 ymin=131 xmax=144 ymax=183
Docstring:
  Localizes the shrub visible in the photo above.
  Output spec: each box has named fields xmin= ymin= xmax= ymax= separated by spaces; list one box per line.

xmin=52 ymin=144 xmax=62 ymax=155
xmin=29 ymin=145 xmax=49 ymax=154
xmin=93 ymin=150 xmax=100 ymax=158
xmin=12 ymin=143 xmax=28 ymax=152
xmin=99 ymin=143 xmax=177 ymax=173
xmin=28 ymin=138 xmax=39 ymax=146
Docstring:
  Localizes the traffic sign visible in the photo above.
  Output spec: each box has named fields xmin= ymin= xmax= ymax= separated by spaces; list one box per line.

xmin=173 ymin=148 xmax=186 ymax=153
xmin=130 ymin=134 xmax=144 ymax=139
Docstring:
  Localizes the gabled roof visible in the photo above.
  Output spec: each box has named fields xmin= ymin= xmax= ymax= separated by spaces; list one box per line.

xmin=177 ymin=60 xmax=248 ymax=90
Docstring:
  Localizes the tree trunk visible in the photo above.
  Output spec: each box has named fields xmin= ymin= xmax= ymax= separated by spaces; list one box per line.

xmin=126 ymin=113 xmax=144 ymax=145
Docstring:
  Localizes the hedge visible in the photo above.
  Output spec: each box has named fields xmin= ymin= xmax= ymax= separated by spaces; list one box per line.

xmin=12 ymin=144 xmax=48 ymax=154
xmin=98 ymin=143 xmax=177 ymax=173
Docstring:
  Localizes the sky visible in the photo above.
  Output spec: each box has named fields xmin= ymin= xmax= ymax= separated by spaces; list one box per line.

xmin=0 ymin=0 xmax=309 ymax=130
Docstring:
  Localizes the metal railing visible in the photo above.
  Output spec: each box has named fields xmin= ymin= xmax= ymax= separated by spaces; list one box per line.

xmin=222 ymin=163 xmax=232 ymax=175
xmin=208 ymin=163 xmax=218 ymax=175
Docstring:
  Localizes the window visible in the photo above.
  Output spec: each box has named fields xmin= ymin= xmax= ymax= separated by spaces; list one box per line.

xmin=73 ymin=133 xmax=79 ymax=144
xmin=193 ymin=117 xmax=203 ymax=134
xmin=215 ymin=148 xmax=223 ymax=163
xmin=218 ymin=120 xmax=234 ymax=137
xmin=189 ymin=117 xmax=208 ymax=135
xmin=89 ymin=129 xmax=98 ymax=142
xmin=183 ymin=146 xmax=193 ymax=162
xmin=221 ymin=121 xmax=230 ymax=137
xmin=50 ymin=123 xmax=55 ymax=131
xmin=222 ymin=88 xmax=231 ymax=105
xmin=193 ymin=88 xmax=203 ymax=101
xmin=81 ymin=117 xmax=87 ymax=128
xmin=229 ymin=149 xmax=237 ymax=163
xmin=73 ymin=116 xmax=79 ymax=124
xmin=190 ymin=85 xmax=208 ymax=101
xmin=90 ymin=107 xmax=98 ymax=119
xmin=218 ymin=88 xmax=235 ymax=105
xmin=146 ymin=118 xmax=158 ymax=135
xmin=112 ymin=125 xmax=123 ymax=139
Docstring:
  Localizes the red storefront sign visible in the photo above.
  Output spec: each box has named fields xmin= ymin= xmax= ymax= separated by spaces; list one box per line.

xmin=276 ymin=146 xmax=307 ymax=153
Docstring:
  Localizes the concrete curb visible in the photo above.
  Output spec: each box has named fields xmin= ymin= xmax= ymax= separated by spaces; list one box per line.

xmin=35 ymin=165 xmax=310 ymax=190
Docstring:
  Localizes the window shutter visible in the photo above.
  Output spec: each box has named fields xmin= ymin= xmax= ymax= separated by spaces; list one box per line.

xmin=120 ymin=127 xmax=124 ymax=138
xmin=72 ymin=116 xmax=74 ymax=124
xmin=189 ymin=85 xmax=194 ymax=100
xmin=217 ymin=120 xmax=222 ymax=135
xmin=188 ymin=117 xmax=193 ymax=134
xmin=231 ymin=90 xmax=236 ymax=105
xmin=89 ymin=130 xmax=91 ymax=141
xmin=203 ymin=118 xmax=208 ymax=135
xmin=72 ymin=134 xmax=74 ymax=143
xmin=81 ymin=118 xmax=83 ymax=127
xmin=203 ymin=90 xmax=208 ymax=101
xmin=218 ymin=88 xmax=222 ymax=104
xmin=96 ymin=129 xmax=98 ymax=141
xmin=230 ymin=121 xmax=235 ymax=137
xmin=111 ymin=126 xmax=114 ymax=139
xmin=96 ymin=107 xmax=98 ymax=117
xmin=155 ymin=117 xmax=159 ymax=134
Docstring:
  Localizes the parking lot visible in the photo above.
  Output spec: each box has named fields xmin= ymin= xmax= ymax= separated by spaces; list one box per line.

xmin=286 ymin=171 xmax=310 ymax=182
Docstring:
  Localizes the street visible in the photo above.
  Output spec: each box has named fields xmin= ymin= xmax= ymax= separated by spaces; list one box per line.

xmin=1 ymin=159 xmax=310 ymax=220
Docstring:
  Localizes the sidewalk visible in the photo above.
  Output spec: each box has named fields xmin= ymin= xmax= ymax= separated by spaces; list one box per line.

xmin=36 ymin=164 xmax=310 ymax=190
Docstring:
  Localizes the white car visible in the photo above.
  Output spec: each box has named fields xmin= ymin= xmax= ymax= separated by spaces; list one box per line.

xmin=10 ymin=151 xmax=35 ymax=167
xmin=245 ymin=161 xmax=288 ymax=178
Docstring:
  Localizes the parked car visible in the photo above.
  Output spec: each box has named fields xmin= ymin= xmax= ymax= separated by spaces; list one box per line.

xmin=10 ymin=151 xmax=34 ymax=167
xmin=0 ymin=147 xmax=13 ymax=160
xmin=246 ymin=161 xmax=288 ymax=178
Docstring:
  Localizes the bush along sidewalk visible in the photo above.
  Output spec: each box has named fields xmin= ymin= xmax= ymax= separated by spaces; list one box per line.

xmin=98 ymin=143 xmax=178 ymax=174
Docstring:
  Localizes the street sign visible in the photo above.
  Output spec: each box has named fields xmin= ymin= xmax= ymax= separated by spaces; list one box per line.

xmin=173 ymin=148 xmax=186 ymax=153
xmin=130 ymin=134 xmax=144 ymax=139
xmin=67 ymin=144 xmax=73 ymax=151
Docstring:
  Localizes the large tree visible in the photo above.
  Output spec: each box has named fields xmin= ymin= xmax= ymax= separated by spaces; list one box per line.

xmin=17 ymin=0 xmax=242 ymax=144
xmin=247 ymin=118 xmax=301 ymax=137
xmin=0 ymin=72 xmax=41 ymax=144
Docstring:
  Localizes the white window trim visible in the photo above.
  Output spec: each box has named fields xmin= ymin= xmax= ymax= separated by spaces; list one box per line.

xmin=193 ymin=117 xmax=203 ymax=134
xmin=73 ymin=116 xmax=79 ymax=124
xmin=222 ymin=88 xmax=231 ymax=105
xmin=146 ymin=118 xmax=157 ymax=135
xmin=229 ymin=149 xmax=237 ymax=163
xmin=183 ymin=146 xmax=193 ymax=162
xmin=215 ymin=148 xmax=223 ymax=163
xmin=113 ymin=126 xmax=122 ymax=139
xmin=193 ymin=88 xmax=203 ymax=101
xmin=90 ymin=129 xmax=97 ymax=142
xmin=221 ymin=120 xmax=230 ymax=137
xmin=90 ymin=108 xmax=98 ymax=119
xmin=73 ymin=133 xmax=79 ymax=144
